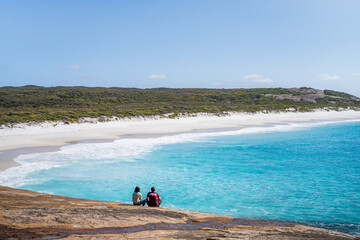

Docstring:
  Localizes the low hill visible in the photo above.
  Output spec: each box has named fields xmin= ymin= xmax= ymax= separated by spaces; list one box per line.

xmin=0 ymin=86 xmax=359 ymax=126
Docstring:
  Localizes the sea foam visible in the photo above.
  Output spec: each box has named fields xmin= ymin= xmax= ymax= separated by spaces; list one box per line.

xmin=0 ymin=119 xmax=359 ymax=236
xmin=0 ymin=119 xmax=346 ymax=187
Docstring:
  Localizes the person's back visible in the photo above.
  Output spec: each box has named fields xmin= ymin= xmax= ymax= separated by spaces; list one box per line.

xmin=132 ymin=186 xmax=146 ymax=206
xmin=132 ymin=192 xmax=142 ymax=204
xmin=146 ymin=187 xmax=161 ymax=207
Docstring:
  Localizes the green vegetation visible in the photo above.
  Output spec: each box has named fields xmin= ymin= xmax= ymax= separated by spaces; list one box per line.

xmin=0 ymin=86 xmax=359 ymax=126
xmin=324 ymin=90 xmax=356 ymax=99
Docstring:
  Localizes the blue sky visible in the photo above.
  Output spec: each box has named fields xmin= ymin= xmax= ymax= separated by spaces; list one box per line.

xmin=1 ymin=0 xmax=360 ymax=96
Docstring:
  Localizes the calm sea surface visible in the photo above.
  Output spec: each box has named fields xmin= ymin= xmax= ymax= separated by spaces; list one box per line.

xmin=1 ymin=120 xmax=360 ymax=235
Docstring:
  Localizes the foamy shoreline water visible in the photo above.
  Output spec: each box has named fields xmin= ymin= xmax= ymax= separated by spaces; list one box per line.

xmin=1 ymin=110 xmax=360 ymax=172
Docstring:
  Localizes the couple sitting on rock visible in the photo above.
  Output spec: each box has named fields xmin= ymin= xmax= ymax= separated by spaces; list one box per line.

xmin=132 ymin=186 xmax=162 ymax=207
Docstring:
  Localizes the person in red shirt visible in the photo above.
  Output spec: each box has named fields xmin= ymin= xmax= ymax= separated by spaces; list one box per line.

xmin=146 ymin=187 xmax=162 ymax=207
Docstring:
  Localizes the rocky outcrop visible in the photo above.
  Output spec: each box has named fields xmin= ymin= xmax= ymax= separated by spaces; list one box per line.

xmin=264 ymin=88 xmax=325 ymax=103
xmin=265 ymin=87 xmax=359 ymax=104
xmin=0 ymin=186 xmax=358 ymax=239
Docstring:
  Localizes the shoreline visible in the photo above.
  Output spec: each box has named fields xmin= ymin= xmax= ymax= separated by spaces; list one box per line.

xmin=1 ymin=110 xmax=360 ymax=238
xmin=2 ymin=186 xmax=357 ymax=239
xmin=1 ymin=110 xmax=360 ymax=172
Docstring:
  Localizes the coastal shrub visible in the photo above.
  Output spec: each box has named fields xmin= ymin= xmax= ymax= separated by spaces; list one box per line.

xmin=0 ymin=86 xmax=359 ymax=126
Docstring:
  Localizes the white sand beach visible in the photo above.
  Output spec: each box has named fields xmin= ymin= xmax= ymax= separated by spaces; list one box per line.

xmin=1 ymin=110 xmax=360 ymax=171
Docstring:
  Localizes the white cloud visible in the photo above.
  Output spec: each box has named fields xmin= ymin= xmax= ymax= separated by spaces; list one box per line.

xmin=81 ymin=75 xmax=99 ymax=81
xmin=148 ymin=74 xmax=166 ymax=79
xmin=69 ymin=64 xmax=82 ymax=71
xmin=0 ymin=65 xmax=8 ymax=71
xmin=352 ymin=72 xmax=360 ymax=77
xmin=212 ymin=82 xmax=222 ymax=87
xmin=319 ymin=73 xmax=340 ymax=81
xmin=243 ymin=74 xmax=273 ymax=83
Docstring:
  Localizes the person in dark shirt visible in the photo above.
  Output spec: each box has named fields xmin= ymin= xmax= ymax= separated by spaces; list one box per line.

xmin=146 ymin=187 xmax=162 ymax=207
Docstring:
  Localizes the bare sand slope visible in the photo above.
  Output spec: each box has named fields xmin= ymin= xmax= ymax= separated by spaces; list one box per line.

xmin=2 ymin=111 xmax=360 ymax=171
xmin=2 ymin=111 xmax=360 ymax=152
xmin=0 ymin=186 xmax=358 ymax=240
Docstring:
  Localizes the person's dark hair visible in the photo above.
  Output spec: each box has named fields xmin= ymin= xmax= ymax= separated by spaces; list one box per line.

xmin=135 ymin=186 xmax=140 ymax=193
xmin=151 ymin=187 xmax=155 ymax=192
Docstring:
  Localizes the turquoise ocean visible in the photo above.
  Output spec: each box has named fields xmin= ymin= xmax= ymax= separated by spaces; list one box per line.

xmin=1 ymin=120 xmax=359 ymax=236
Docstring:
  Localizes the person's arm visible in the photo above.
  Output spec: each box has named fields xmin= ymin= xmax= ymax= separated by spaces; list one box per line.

xmin=146 ymin=193 xmax=150 ymax=202
xmin=132 ymin=193 xmax=138 ymax=204
xmin=139 ymin=193 xmax=142 ymax=201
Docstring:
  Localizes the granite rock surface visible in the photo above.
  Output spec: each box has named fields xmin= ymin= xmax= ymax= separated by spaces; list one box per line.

xmin=0 ymin=186 xmax=358 ymax=240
